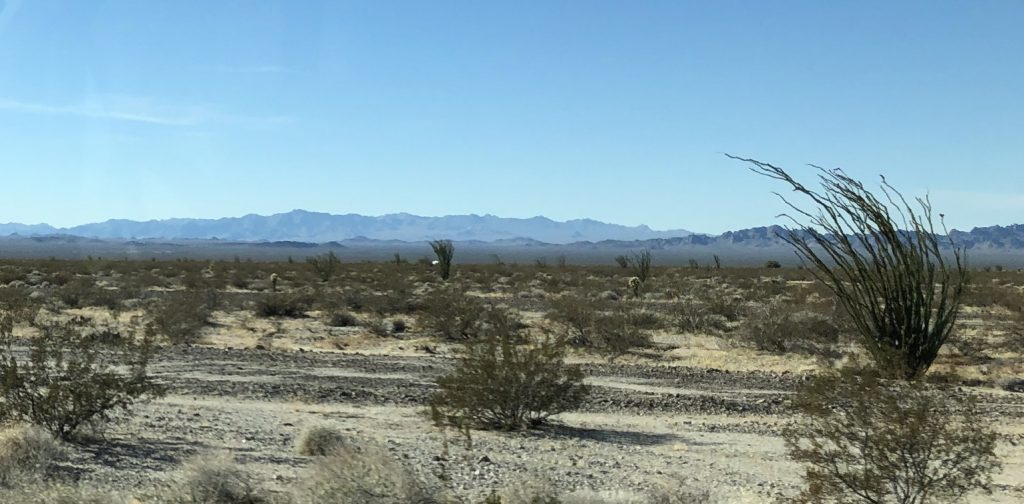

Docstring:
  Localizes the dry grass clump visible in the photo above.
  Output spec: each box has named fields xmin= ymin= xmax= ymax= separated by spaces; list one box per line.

xmin=0 ymin=423 xmax=65 ymax=486
xmin=482 ymin=479 xmax=713 ymax=504
xmin=295 ymin=424 xmax=351 ymax=456
xmin=293 ymin=439 xmax=435 ymax=504
xmin=160 ymin=452 xmax=270 ymax=504
xmin=0 ymin=484 xmax=128 ymax=504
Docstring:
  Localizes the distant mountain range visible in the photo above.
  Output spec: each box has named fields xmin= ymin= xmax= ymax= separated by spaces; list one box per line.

xmin=0 ymin=215 xmax=1021 ymax=266
xmin=0 ymin=210 xmax=693 ymax=244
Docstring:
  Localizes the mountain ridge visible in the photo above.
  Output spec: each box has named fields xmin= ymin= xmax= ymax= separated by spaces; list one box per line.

xmin=0 ymin=210 xmax=693 ymax=244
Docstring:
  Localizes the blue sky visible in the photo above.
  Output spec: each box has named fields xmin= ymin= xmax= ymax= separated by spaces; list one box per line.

xmin=0 ymin=0 xmax=1021 ymax=234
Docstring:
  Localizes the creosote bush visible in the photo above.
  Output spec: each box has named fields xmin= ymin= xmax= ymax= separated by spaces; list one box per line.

xmin=0 ymin=315 xmax=165 ymax=440
xmin=419 ymin=284 xmax=484 ymax=340
xmin=149 ymin=290 xmax=212 ymax=344
xmin=254 ymin=292 xmax=311 ymax=318
xmin=784 ymin=367 xmax=1000 ymax=504
xmin=738 ymin=300 xmax=841 ymax=358
xmin=430 ymin=332 xmax=588 ymax=430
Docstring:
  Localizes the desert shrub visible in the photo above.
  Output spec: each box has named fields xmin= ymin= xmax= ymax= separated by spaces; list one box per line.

xmin=391 ymin=318 xmax=407 ymax=334
xmin=737 ymin=300 xmax=841 ymax=357
xmin=784 ymin=367 xmax=1000 ymax=504
xmin=547 ymin=296 xmax=651 ymax=355
xmin=588 ymin=310 xmax=654 ymax=356
xmin=306 ymin=251 xmax=341 ymax=283
xmin=0 ymin=316 xmax=164 ymax=440
xmin=0 ymin=286 xmax=39 ymax=323
xmin=622 ymin=308 xmax=662 ymax=331
xmin=740 ymin=156 xmax=968 ymax=380
xmin=546 ymin=294 xmax=602 ymax=346
xmin=672 ymin=297 xmax=729 ymax=334
xmin=254 ymin=292 xmax=311 ymax=318
xmin=363 ymin=316 xmax=391 ymax=337
xmin=0 ymin=423 xmax=65 ymax=487
xmin=763 ymin=260 xmax=782 ymax=269
xmin=149 ymin=291 xmax=212 ymax=344
xmin=326 ymin=311 xmax=358 ymax=327
xmin=418 ymin=285 xmax=484 ymax=340
xmin=161 ymin=452 xmax=269 ymax=504
xmin=430 ymin=332 xmax=588 ymax=430
xmin=430 ymin=239 xmax=455 ymax=281
xmin=293 ymin=438 xmax=434 ymax=504
xmin=56 ymin=277 xmax=121 ymax=309
xmin=295 ymin=425 xmax=351 ymax=456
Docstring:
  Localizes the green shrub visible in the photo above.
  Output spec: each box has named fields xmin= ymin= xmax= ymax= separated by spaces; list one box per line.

xmin=546 ymin=294 xmax=601 ymax=346
xmin=430 ymin=332 xmax=588 ymax=430
xmin=0 ymin=316 xmax=164 ymax=440
xmin=149 ymin=291 xmax=212 ymax=344
xmin=738 ymin=300 xmax=841 ymax=356
xmin=784 ymin=367 xmax=1001 ymax=503
xmin=418 ymin=285 xmax=483 ymax=340
xmin=254 ymin=292 xmax=311 ymax=318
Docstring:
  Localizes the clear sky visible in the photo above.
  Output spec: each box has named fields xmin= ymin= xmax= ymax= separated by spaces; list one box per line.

xmin=0 ymin=0 xmax=1021 ymax=234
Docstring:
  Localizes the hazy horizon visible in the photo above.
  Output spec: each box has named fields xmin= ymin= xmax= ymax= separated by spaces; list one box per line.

xmin=1 ymin=1 xmax=1021 ymax=233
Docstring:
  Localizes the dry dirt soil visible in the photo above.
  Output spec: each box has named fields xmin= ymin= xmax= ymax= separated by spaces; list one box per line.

xmin=44 ymin=326 xmax=1024 ymax=504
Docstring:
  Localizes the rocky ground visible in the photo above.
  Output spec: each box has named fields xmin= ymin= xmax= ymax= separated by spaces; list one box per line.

xmin=45 ymin=344 xmax=1024 ymax=503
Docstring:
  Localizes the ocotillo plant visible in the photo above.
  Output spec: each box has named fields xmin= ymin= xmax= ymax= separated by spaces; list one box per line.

xmin=735 ymin=155 xmax=968 ymax=380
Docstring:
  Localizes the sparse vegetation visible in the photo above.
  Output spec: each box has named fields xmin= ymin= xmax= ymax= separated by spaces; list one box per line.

xmin=161 ymin=452 xmax=269 ymax=504
xmin=739 ymin=156 xmax=969 ymax=380
xmin=0 ymin=423 xmax=65 ymax=487
xmin=430 ymin=331 xmax=588 ymax=430
xmin=784 ymin=367 xmax=1001 ymax=504
xmin=294 ymin=438 xmax=434 ymax=504
xmin=0 ymin=255 xmax=1014 ymax=501
xmin=307 ymin=251 xmax=341 ymax=282
xmin=0 ymin=316 xmax=164 ymax=440
xmin=419 ymin=284 xmax=484 ymax=339
xmin=149 ymin=290 xmax=212 ymax=344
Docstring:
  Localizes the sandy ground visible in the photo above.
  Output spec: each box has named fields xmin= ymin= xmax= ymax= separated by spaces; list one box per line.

xmin=40 ymin=335 xmax=1024 ymax=504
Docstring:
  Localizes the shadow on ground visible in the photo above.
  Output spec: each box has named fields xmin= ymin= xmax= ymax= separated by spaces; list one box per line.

xmin=525 ymin=424 xmax=697 ymax=447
